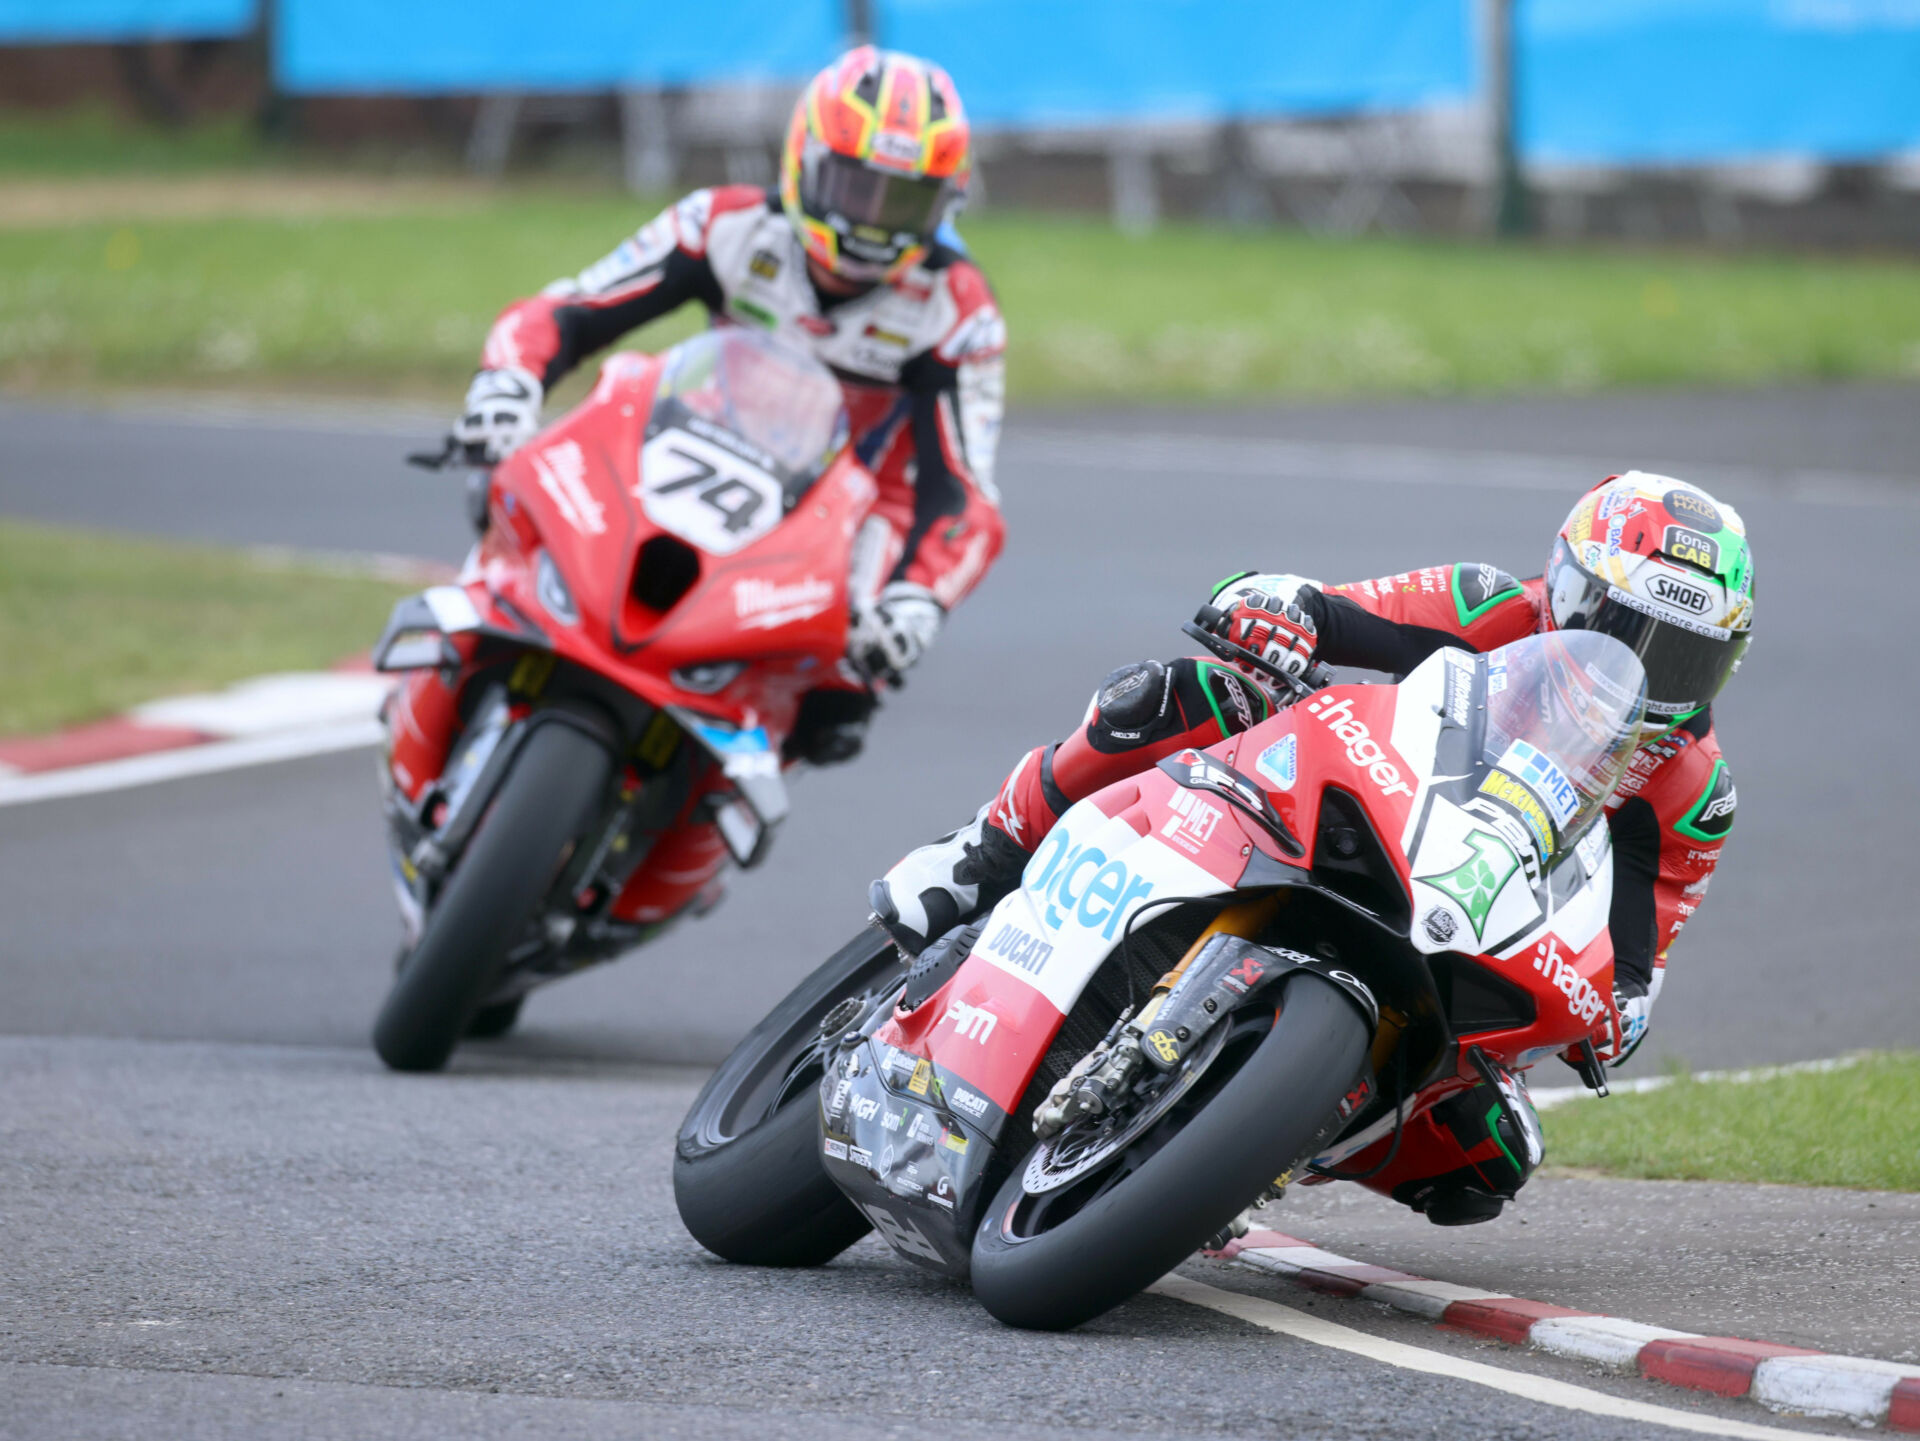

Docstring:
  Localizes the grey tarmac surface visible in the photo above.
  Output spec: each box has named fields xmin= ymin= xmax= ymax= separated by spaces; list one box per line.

xmin=1254 ymin=1171 xmax=1920 ymax=1360
xmin=2 ymin=384 xmax=1917 ymax=1068
xmin=0 ymin=1036 xmax=1857 ymax=1441
xmin=2 ymin=386 xmax=1914 ymax=1437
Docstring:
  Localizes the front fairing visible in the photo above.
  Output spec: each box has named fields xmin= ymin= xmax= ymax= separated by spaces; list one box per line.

xmin=819 ymin=768 xmax=1268 ymax=1276
xmin=458 ymin=343 xmax=878 ymax=755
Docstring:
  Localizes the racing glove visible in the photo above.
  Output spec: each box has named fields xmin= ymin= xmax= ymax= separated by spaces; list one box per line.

xmin=450 ymin=366 xmax=543 ymax=463
xmin=1210 ymin=570 xmax=1321 ymax=612
xmin=1603 ymin=982 xmax=1654 ymax=1066
xmin=1211 ymin=590 xmax=1318 ymax=691
xmin=1577 ymin=981 xmax=1653 ymax=1068
xmin=849 ymin=581 xmax=943 ymax=687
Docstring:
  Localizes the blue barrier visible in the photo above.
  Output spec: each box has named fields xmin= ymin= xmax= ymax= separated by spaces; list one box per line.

xmin=877 ymin=0 xmax=1477 ymax=126
xmin=1522 ymin=0 xmax=1920 ymax=164
xmin=0 ymin=0 xmax=253 ymax=42
xmin=275 ymin=0 xmax=842 ymax=92
xmin=268 ymin=0 xmax=1920 ymax=165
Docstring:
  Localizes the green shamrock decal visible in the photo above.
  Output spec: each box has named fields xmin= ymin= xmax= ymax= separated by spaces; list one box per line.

xmin=1416 ymin=831 xmax=1520 ymax=940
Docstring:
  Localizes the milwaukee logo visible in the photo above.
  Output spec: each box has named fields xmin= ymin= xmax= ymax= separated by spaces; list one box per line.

xmin=532 ymin=441 xmax=606 ymax=536
xmin=733 ymin=576 xmax=835 ymax=630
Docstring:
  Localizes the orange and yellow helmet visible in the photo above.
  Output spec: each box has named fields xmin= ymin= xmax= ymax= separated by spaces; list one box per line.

xmin=780 ymin=46 xmax=971 ymax=286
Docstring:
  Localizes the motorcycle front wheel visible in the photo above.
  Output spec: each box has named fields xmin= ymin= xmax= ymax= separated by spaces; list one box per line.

xmin=970 ymin=972 xmax=1371 ymax=1331
xmin=371 ymin=718 xmax=612 ymax=1073
xmin=673 ymin=926 xmax=903 ymax=1267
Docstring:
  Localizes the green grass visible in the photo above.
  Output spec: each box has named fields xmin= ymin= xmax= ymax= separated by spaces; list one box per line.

xmin=0 ymin=519 xmax=413 ymax=736
xmin=4 ymin=192 xmax=1920 ymax=400
xmin=1543 ymin=1053 xmax=1920 ymax=1191
xmin=0 ymin=108 xmax=283 ymax=177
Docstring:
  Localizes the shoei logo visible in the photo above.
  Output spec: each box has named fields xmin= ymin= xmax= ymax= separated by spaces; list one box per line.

xmin=1024 ymin=825 xmax=1156 ymax=938
xmin=1650 ymin=573 xmax=1712 ymax=616
xmin=1304 ymin=695 xmax=1415 ymax=799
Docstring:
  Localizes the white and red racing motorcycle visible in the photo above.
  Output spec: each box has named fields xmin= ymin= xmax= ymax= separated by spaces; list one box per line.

xmin=675 ymin=610 xmax=1644 ymax=1330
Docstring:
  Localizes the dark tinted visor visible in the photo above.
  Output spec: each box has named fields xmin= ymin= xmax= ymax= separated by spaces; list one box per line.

xmin=804 ymin=150 xmax=946 ymax=235
xmin=1547 ymin=538 xmax=1749 ymax=719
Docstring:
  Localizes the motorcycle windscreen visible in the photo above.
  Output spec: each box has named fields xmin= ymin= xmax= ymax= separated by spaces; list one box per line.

xmin=653 ymin=329 xmax=847 ymax=484
xmin=1405 ymin=632 xmax=1644 ymax=958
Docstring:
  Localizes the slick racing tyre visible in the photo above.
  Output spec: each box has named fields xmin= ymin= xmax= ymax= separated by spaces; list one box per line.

xmin=971 ymin=973 xmax=1371 ymax=1331
xmin=464 ymin=996 xmax=526 ymax=1039
xmin=674 ymin=927 xmax=904 ymax=1267
xmin=372 ymin=719 xmax=612 ymax=1073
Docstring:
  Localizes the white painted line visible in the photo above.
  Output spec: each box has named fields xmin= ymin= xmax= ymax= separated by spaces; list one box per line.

xmin=0 ymin=719 xmax=381 ymax=808
xmin=1531 ymin=1316 xmax=1703 ymax=1370
xmin=132 ymin=672 xmax=393 ymax=739
xmin=1532 ymin=1054 xmax=1867 ymax=1110
xmin=243 ymin=546 xmax=456 ymax=584
xmin=55 ymin=391 xmax=446 ymax=437
xmin=1154 ymin=1274 xmax=1820 ymax=1440
xmin=1007 ymin=429 xmax=1920 ymax=510
xmin=1751 ymin=1354 xmax=1920 ymax=1422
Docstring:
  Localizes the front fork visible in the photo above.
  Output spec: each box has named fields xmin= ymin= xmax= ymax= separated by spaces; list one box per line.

xmin=383 ymin=685 xmax=530 ymax=947
xmin=1034 ymin=894 xmax=1291 ymax=1138
xmin=383 ymin=675 xmax=728 ymax=968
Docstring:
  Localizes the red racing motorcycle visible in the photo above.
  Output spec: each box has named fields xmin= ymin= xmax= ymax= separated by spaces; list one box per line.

xmin=675 ymin=616 xmax=1645 ymax=1329
xmin=370 ymin=328 xmax=878 ymax=1072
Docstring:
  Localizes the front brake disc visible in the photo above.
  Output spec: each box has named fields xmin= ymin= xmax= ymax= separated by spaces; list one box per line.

xmin=1020 ymin=1021 xmax=1233 ymax=1195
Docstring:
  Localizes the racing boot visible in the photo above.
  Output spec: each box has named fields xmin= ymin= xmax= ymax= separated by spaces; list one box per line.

xmin=870 ymin=801 xmax=1031 ymax=956
xmin=1390 ymin=1062 xmax=1544 ymax=1227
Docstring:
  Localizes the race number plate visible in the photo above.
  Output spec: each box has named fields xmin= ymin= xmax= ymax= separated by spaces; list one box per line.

xmin=637 ymin=427 xmax=787 ymax=556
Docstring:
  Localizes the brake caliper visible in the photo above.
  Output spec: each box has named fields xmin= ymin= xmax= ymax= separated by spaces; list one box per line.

xmin=1034 ymin=1007 xmax=1143 ymax=1139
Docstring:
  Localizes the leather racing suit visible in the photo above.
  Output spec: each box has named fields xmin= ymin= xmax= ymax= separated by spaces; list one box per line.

xmin=947 ymin=562 xmax=1735 ymax=1224
xmin=463 ymin=184 xmax=1006 ymax=928
xmin=479 ymin=182 xmax=1009 ymax=737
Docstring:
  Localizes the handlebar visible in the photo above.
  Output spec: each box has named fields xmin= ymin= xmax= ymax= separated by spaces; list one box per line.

xmin=1182 ymin=604 xmax=1334 ymax=703
xmin=407 ymin=438 xmax=494 ymax=472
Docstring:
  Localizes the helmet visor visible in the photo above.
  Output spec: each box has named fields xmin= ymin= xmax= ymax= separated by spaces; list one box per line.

xmin=803 ymin=149 xmax=947 ymax=237
xmin=1547 ymin=538 xmax=1749 ymax=720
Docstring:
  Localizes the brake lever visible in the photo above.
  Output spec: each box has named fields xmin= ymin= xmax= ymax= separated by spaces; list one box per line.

xmin=407 ymin=438 xmax=495 ymax=472
xmin=1181 ymin=608 xmax=1331 ymax=702
xmin=406 ymin=438 xmax=460 ymax=471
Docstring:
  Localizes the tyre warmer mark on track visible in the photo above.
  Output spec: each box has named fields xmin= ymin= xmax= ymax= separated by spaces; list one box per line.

xmin=1215 ymin=1229 xmax=1920 ymax=1430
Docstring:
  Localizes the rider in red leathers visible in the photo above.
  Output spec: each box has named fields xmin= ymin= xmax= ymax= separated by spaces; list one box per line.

xmin=446 ymin=47 xmax=1005 ymax=762
xmin=873 ymin=472 xmax=1753 ymax=1225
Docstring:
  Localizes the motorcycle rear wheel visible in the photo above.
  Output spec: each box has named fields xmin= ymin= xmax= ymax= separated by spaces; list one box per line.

xmin=673 ymin=927 xmax=903 ymax=1267
xmin=970 ymin=973 xmax=1371 ymax=1331
xmin=372 ymin=719 xmax=612 ymax=1073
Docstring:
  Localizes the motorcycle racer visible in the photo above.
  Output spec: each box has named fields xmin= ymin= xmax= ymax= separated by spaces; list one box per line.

xmin=872 ymin=472 xmax=1752 ymax=1225
xmin=448 ymin=46 xmax=1006 ymax=758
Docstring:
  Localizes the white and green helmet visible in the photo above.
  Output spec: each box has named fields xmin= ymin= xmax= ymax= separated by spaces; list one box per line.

xmin=1545 ymin=471 xmax=1754 ymax=725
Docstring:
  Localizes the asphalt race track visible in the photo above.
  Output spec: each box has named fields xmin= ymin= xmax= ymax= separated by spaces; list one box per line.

xmin=2 ymin=385 xmax=1916 ymax=1437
